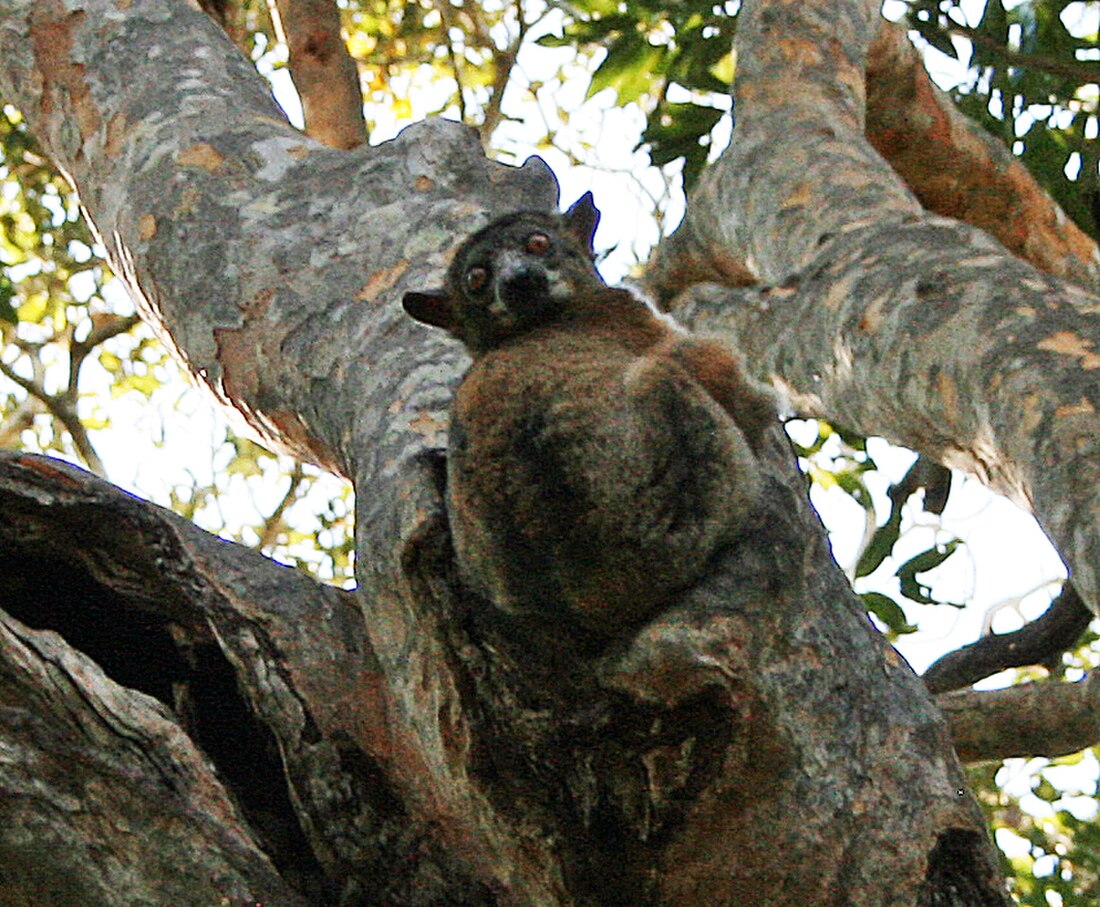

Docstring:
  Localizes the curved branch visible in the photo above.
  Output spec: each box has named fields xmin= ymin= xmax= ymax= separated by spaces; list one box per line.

xmin=923 ymin=584 xmax=1093 ymax=694
xmin=0 ymin=439 xmax=1008 ymax=900
xmin=257 ymin=458 xmax=306 ymax=550
xmin=0 ymin=451 xmax=480 ymax=899
xmin=918 ymin=10 xmax=1100 ymax=85
xmin=0 ymin=344 xmax=106 ymax=475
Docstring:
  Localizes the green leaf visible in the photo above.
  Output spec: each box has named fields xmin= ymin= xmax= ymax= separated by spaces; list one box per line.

xmin=0 ymin=272 xmax=14 ymax=323
xmin=861 ymin=592 xmax=917 ymax=636
xmin=854 ymin=506 xmax=902 ymax=579
xmin=896 ymin=539 xmax=963 ymax=578
xmin=895 ymin=540 xmax=964 ymax=606
xmin=907 ymin=13 xmax=960 ymax=60
xmin=976 ymin=0 xmax=1009 ymax=46
xmin=640 ymin=100 xmax=725 ymax=189
xmin=587 ymin=35 xmax=665 ymax=104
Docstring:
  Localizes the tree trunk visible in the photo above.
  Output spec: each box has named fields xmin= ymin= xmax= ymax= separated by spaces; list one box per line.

xmin=3 ymin=0 xmax=1090 ymax=902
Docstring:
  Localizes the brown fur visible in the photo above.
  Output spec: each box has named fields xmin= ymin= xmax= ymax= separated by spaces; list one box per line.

xmin=403 ymin=194 xmax=775 ymax=636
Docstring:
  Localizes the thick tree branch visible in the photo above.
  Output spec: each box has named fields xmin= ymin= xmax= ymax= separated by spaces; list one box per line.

xmin=0 ymin=455 xmax=320 ymax=904
xmin=940 ymin=673 xmax=1100 ymax=763
xmin=0 ymin=611 xmax=313 ymax=906
xmin=0 ymin=1 xmax=1017 ymax=901
xmin=0 ymin=0 xmax=555 ymax=472
xmin=0 ymin=444 xmax=1009 ymax=903
xmin=0 ymin=451 xmax=512 ymax=900
xmin=866 ymin=21 xmax=1100 ymax=291
xmin=652 ymin=0 xmax=1100 ymax=623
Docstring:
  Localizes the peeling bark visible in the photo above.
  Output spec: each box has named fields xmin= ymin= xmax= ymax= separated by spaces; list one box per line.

xmin=866 ymin=22 xmax=1100 ymax=292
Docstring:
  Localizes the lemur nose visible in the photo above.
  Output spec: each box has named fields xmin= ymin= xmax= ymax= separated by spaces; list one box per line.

xmin=498 ymin=262 xmax=550 ymax=308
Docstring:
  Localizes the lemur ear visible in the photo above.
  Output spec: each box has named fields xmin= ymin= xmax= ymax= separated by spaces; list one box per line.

xmin=563 ymin=192 xmax=600 ymax=256
xmin=402 ymin=288 xmax=456 ymax=332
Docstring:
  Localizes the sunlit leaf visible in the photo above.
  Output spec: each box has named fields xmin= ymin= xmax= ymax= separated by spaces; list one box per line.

xmin=861 ymin=591 xmax=917 ymax=636
xmin=587 ymin=37 xmax=665 ymax=103
xmin=854 ymin=507 xmax=902 ymax=579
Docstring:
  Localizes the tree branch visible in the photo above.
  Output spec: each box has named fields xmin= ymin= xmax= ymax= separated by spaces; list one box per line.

xmin=866 ymin=21 xmax=1100 ymax=291
xmin=940 ymin=673 xmax=1100 ymax=763
xmin=0 ymin=1 xmax=1016 ymax=899
xmin=270 ymin=0 xmax=369 ymax=149
xmin=915 ymin=8 xmax=1100 ymax=86
xmin=0 ymin=450 xmax=482 ymax=900
xmin=652 ymin=0 xmax=1100 ymax=627
xmin=923 ymin=583 xmax=1094 ymax=694
xmin=0 ymin=535 xmax=313 ymax=904
xmin=1 ymin=434 xmax=1009 ymax=902
xmin=257 ymin=458 xmax=306 ymax=550
xmin=0 ymin=340 xmax=107 ymax=476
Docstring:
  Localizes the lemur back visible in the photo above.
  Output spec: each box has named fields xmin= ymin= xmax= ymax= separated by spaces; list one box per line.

xmin=403 ymin=194 xmax=775 ymax=637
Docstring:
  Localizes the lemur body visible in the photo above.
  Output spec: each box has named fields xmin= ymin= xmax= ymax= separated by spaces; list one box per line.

xmin=403 ymin=194 xmax=774 ymax=635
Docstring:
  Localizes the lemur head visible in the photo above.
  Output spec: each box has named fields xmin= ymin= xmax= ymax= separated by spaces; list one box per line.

xmin=402 ymin=193 xmax=602 ymax=355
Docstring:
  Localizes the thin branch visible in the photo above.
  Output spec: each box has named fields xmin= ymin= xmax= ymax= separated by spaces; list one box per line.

xmin=0 ymin=355 xmax=42 ymax=400
xmin=257 ymin=460 xmax=306 ymax=551
xmin=0 ymin=394 xmax=44 ymax=447
xmin=904 ymin=3 xmax=1100 ymax=85
xmin=0 ymin=314 xmax=138 ymax=477
xmin=480 ymin=0 xmax=528 ymax=145
xmin=923 ymin=584 xmax=1093 ymax=694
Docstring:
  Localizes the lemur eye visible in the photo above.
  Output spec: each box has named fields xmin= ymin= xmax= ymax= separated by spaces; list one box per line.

xmin=526 ymin=232 xmax=550 ymax=255
xmin=465 ymin=266 xmax=489 ymax=292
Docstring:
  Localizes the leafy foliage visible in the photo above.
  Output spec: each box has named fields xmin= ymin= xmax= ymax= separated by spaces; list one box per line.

xmin=332 ymin=0 xmax=545 ymax=141
xmin=540 ymin=0 xmax=739 ymax=188
xmin=0 ymin=104 xmax=116 ymax=469
xmin=789 ymin=421 xmax=962 ymax=637
xmin=971 ymin=744 xmax=1100 ymax=905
